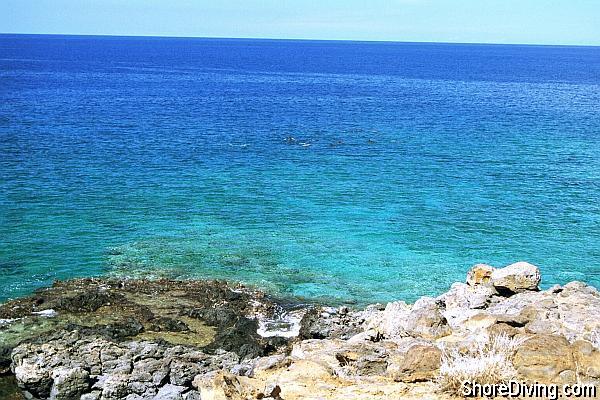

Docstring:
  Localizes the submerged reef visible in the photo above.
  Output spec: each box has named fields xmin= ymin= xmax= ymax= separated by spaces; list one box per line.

xmin=0 ymin=262 xmax=599 ymax=399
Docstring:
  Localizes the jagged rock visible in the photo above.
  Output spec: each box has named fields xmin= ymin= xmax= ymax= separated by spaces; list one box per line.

xmin=80 ymin=391 xmax=101 ymax=400
xmin=3 ymin=270 xmax=600 ymax=400
xmin=251 ymin=354 xmax=289 ymax=373
xmin=54 ymin=290 xmax=127 ymax=313
xmin=335 ymin=345 xmax=389 ymax=376
xmin=49 ymin=367 xmax=90 ymax=400
xmin=513 ymin=334 xmax=575 ymax=383
xmin=127 ymin=381 xmax=151 ymax=395
xmin=261 ymin=382 xmax=282 ymax=399
xmin=442 ymin=282 xmax=496 ymax=310
xmin=387 ymin=344 xmax=441 ymax=382
xmin=96 ymin=374 xmax=129 ymax=399
xmin=131 ymin=358 xmax=164 ymax=383
xmin=487 ymin=282 xmax=600 ymax=342
xmin=365 ymin=298 xmax=450 ymax=340
xmin=466 ymin=264 xmax=495 ymax=286
xmin=291 ymin=339 xmax=398 ymax=378
xmin=169 ymin=361 xmax=202 ymax=386
xmin=192 ymin=371 xmax=247 ymax=400
xmin=572 ymin=340 xmax=600 ymax=379
xmin=491 ymin=262 xmax=541 ymax=294
xmin=290 ymin=339 xmax=351 ymax=373
xmin=182 ymin=390 xmax=202 ymax=400
xmin=439 ymin=283 xmax=497 ymax=331
xmin=154 ymin=384 xmax=187 ymax=400
xmin=299 ymin=306 xmax=363 ymax=340
xmin=298 ymin=308 xmax=329 ymax=339
xmin=402 ymin=298 xmax=451 ymax=339
xmin=11 ymin=344 xmax=53 ymax=399
xmin=364 ymin=301 xmax=410 ymax=337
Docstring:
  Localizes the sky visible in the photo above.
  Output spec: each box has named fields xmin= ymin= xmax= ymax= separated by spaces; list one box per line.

xmin=1 ymin=0 xmax=599 ymax=46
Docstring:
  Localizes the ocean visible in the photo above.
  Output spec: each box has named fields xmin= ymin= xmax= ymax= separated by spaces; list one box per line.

xmin=1 ymin=34 xmax=599 ymax=304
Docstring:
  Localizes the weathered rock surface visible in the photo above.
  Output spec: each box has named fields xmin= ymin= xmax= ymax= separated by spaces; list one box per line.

xmin=1 ymin=262 xmax=599 ymax=399
xmin=490 ymin=261 xmax=541 ymax=294
xmin=466 ymin=263 xmax=495 ymax=287
xmin=387 ymin=344 xmax=441 ymax=382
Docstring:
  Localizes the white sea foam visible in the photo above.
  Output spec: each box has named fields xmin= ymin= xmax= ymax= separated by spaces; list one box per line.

xmin=257 ymin=309 xmax=305 ymax=338
xmin=32 ymin=309 xmax=58 ymax=318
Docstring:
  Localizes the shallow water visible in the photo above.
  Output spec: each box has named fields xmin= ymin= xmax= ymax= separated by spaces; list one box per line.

xmin=1 ymin=35 xmax=599 ymax=304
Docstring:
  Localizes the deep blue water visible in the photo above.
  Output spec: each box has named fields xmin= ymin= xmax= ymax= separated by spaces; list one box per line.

xmin=1 ymin=34 xmax=599 ymax=304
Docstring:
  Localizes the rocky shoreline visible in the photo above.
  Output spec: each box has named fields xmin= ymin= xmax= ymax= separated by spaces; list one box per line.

xmin=0 ymin=262 xmax=599 ymax=399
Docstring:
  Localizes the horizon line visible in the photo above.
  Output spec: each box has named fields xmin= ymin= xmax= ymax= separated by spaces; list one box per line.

xmin=1 ymin=32 xmax=599 ymax=48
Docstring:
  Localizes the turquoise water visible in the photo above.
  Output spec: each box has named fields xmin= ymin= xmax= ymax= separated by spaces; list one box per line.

xmin=1 ymin=35 xmax=599 ymax=304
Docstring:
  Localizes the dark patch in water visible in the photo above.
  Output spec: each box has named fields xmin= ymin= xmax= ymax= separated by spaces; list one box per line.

xmin=0 ymin=262 xmax=24 ymax=276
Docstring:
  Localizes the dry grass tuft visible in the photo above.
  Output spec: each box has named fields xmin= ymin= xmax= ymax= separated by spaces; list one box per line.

xmin=437 ymin=333 xmax=527 ymax=395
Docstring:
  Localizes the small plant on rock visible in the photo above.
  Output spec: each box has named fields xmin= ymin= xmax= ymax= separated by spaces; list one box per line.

xmin=437 ymin=333 xmax=527 ymax=395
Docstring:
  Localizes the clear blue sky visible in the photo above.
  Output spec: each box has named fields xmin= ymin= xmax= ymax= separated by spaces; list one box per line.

xmin=2 ymin=0 xmax=599 ymax=45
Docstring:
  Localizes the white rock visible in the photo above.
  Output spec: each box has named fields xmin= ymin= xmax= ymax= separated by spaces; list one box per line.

xmin=491 ymin=261 xmax=541 ymax=293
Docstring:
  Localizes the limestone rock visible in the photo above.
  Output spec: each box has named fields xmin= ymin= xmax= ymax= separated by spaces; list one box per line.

xmin=154 ymin=384 xmax=187 ymax=400
xmin=572 ymin=340 xmax=600 ymax=379
xmin=169 ymin=360 xmax=202 ymax=386
xmin=466 ymin=264 xmax=495 ymax=286
xmin=491 ymin=262 xmax=541 ymax=294
xmin=335 ymin=345 xmax=389 ymax=376
xmin=513 ymin=334 xmax=575 ymax=383
xmin=290 ymin=339 xmax=345 ymax=372
xmin=387 ymin=344 xmax=441 ymax=382
xmin=96 ymin=375 xmax=129 ymax=400
xmin=81 ymin=391 xmax=102 ymax=400
xmin=49 ymin=367 xmax=90 ymax=400
xmin=251 ymin=354 xmax=289 ymax=373
xmin=439 ymin=282 xmax=497 ymax=331
xmin=403 ymin=298 xmax=451 ymax=339
xmin=487 ymin=282 xmax=600 ymax=342
xmin=366 ymin=298 xmax=450 ymax=340
xmin=192 ymin=371 xmax=247 ymax=400
xmin=11 ymin=345 xmax=53 ymax=399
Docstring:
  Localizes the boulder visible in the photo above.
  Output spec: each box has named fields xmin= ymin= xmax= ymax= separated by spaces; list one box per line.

xmin=572 ymin=340 xmax=600 ymax=379
xmin=183 ymin=391 xmax=202 ymax=400
xmin=11 ymin=344 xmax=53 ymax=399
xmin=439 ymin=283 xmax=497 ymax=330
xmin=513 ymin=334 xmax=575 ymax=383
xmin=49 ymin=367 xmax=90 ymax=400
xmin=491 ymin=262 xmax=541 ymax=294
xmin=442 ymin=282 xmax=496 ymax=310
xmin=387 ymin=344 xmax=441 ymax=382
xmin=81 ymin=391 xmax=102 ymax=400
xmin=402 ymin=298 xmax=451 ymax=339
xmin=95 ymin=374 xmax=129 ymax=399
xmin=169 ymin=360 xmax=202 ymax=386
xmin=251 ymin=354 xmax=289 ymax=373
xmin=466 ymin=264 xmax=495 ymax=286
xmin=334 ymin=345 xmax=389 ymax=376
xmin=192 ymin=371 xmax=246 ymax=400
xmin=487 ymin=282 xmax=600 ymax=342
xmin=366 ymin=298 xmax=450 ymax=339
xmin=154 ymin=384 xmax=187 ymax=400
xmin=291 ymin=339 xmax=396 ymax=377
xmin=290 ymin=339 xmax=345 ymax=371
